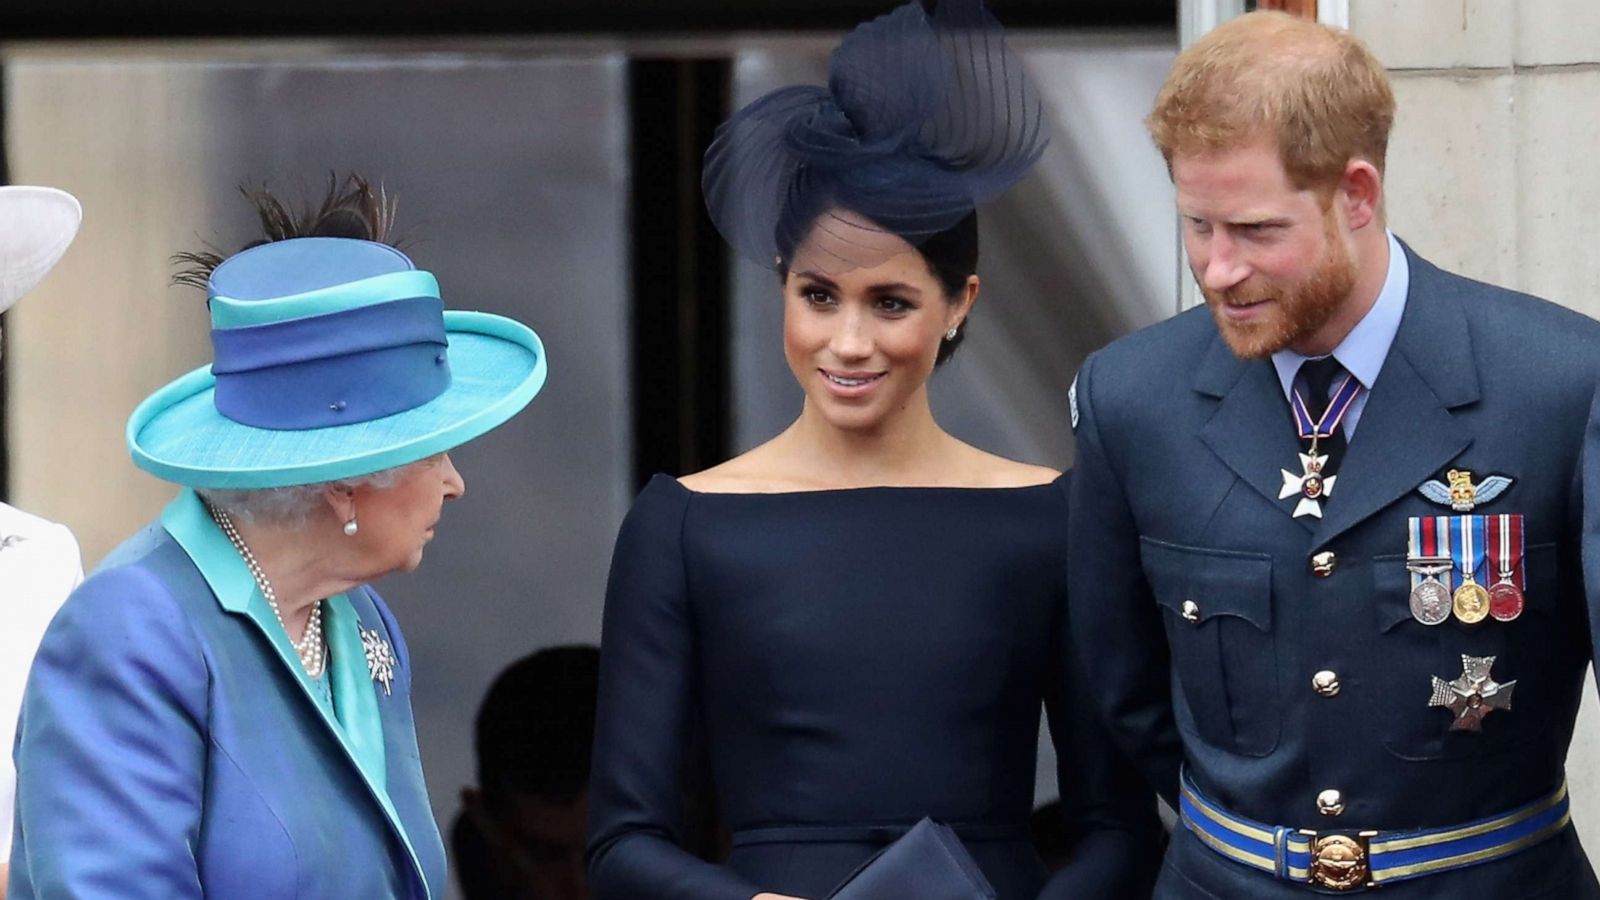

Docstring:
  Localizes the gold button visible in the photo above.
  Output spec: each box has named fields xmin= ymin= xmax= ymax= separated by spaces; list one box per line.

xmin=1312 ymin=670 xmax=1341 ymax=697
xmin=1311 ymin=551 xmax=1337 ymax=577
xmin=1317 ymin=789 xmax=1345 ymax=817
xmin=1181 ymin=600 xmax=1200 ymax=623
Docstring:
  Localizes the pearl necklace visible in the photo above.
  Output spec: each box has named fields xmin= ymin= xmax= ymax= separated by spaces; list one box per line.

xmin=208 ymin=505 xmax=326 ymax=677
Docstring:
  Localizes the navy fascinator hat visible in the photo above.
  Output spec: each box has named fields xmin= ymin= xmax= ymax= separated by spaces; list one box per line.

xmin=703 ymin=0 xmax=1050 ymax=270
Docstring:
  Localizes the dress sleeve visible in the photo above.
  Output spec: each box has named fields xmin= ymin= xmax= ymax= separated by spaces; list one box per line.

xmin=1038 ymin=471 xmax=1165 ymax=900
xmin=586 ymin=478 xmax=761 ymax=900
xmin=1066 ymin=355 xmax=1183 ymax=805
xmin=11 ymin=566 xmax=208 ymax=899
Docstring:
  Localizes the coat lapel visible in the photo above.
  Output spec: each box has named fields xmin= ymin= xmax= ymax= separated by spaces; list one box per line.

xmin=160 ymin=490 xmax=433 ymax=899
xmin=1311 ymin=247 xmax=1479 ymax=546
xmin=1192 ymin=244 xmax=1479 ymax=543
xmin=343 ymin=587 xmax=444 ymax=900
xmin=1195 ymin=332 xmax=1318 ymax=533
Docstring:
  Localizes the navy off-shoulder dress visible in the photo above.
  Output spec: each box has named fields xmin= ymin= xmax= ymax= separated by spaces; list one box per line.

xmin=587 ymin=473 xmax=1160 ymax=900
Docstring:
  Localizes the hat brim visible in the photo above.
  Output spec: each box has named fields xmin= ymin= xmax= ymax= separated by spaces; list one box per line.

xmin=0 ymin=186 xmax=83 ymax=314
xmin=127 ymin=311 xmax=547 ymax=489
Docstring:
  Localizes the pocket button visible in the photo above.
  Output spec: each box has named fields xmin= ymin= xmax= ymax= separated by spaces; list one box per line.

xmin=1312 ymin=670 xmax=1341 ymax=697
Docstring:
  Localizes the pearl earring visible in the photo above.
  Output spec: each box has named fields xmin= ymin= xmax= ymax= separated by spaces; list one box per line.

xmin=343 ymin=517 xmax=359 ymax=537
xmin=945 ymin=327 xmax=959 ymax=341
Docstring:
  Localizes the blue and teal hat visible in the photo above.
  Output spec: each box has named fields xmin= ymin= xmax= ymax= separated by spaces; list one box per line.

xmin=128 ymin=237 xmax=547 ymax=489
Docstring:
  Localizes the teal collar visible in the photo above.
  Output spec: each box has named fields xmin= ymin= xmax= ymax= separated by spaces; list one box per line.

xmin=160 ymin=489 xmax=423 ymax=892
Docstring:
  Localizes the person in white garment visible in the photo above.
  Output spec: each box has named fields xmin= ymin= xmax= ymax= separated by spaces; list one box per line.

xmin=0 ymin=186 xmax=84 ymax=900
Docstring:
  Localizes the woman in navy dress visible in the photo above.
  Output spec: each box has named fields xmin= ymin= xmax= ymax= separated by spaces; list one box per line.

xmin=586 ymin=3 xmax=1162 ymax=898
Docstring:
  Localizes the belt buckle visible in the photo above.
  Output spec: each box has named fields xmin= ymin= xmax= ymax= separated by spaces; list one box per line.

xmin=1298 ymin=829 xmax=1378 ymax=891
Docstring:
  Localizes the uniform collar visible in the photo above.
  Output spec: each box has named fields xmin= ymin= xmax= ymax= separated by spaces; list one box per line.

xmin=1190 ymin=237 xmax=1478 ymax=546
xmin=1271 ymin=229 xmax=1409 ymax=397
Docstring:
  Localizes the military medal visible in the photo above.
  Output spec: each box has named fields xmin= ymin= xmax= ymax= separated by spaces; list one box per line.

xmin=1279 ymin=371 xmax=1361 ymax=519
xmin=1451 ymin=515 xmax=1490 ymax=624
xmin=1486 ymin=513 xmax=1526 ymax=622
xmin=1406 ymin=516 xmax=1454 ymax=626
xmin=1279 ymin=451 xmax=1335 ymax=518
xmin=1411 ymin=569 xmax=1453 ymax=626
xmin=1429 ymin=654 xmax=1515 ymax=731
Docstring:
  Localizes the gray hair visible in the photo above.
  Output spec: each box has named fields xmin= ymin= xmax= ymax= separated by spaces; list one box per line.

xmin=196 ymin=462 xmax=417 ymax=530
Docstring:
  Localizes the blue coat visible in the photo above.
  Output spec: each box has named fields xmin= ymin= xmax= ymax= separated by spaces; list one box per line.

xmin=8 ymin=490 xmax=447 ymax=899
xmin=1069 ymin=242 xmax=1600 ymax=898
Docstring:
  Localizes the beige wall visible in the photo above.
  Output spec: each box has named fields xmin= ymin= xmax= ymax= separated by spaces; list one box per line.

xmin=1349 ymin=0 xmax=1600 ymax=854
xmin=1358 ymin=0 xmax=1600 ymax=312
xmin=4 ymin=59 xmax=216 ymax=563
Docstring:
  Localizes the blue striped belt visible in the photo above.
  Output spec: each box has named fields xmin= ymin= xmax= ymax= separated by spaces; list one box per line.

xmin=1179 ymin=771 xmax=1571 ymax=891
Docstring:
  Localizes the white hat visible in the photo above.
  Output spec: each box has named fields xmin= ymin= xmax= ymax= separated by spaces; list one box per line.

xmin=0 ymin=186 xmax=81 ymax=315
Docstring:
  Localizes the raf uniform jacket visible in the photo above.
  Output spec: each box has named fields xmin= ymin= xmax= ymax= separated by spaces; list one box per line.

xmin=8 ymin=490 xmax=447 ymax=899
xmin=1068 ymin=241 xmax=1600 ymax=899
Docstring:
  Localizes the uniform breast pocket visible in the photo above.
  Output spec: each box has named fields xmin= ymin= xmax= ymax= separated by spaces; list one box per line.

xmin=1372 ymin=543 xmax=1557 ymax=762
xmin=1140 ymin=536 xmax=1279 ymax=757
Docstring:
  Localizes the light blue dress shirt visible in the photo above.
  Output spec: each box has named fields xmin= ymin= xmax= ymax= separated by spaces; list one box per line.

xmin=1271 ymin=230 xmax=1409 ymax=438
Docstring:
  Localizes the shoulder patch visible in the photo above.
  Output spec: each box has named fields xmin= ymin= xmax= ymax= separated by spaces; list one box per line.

xmin=1069 ymin=374 xmax=1080 ymax=431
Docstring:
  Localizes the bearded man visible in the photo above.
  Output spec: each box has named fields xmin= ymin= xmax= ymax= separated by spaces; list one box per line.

xmin=1066 ymin=11 xmax=1600 ymax=899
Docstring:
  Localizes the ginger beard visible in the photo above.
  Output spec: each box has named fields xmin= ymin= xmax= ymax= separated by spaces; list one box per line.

xmin=1202 ymin=208 xmax=1358 ymax=360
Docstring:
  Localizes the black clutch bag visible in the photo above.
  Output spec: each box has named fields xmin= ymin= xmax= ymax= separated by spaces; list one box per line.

xmin=825 ymin=818 xmax=998 ymax=900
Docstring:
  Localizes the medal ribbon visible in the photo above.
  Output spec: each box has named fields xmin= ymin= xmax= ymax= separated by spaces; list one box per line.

xmin=1455 ymin=515 xmax=1487 ymax=584
xmin=1486 ymin=513 xmax=1526 ymax=588
xmin=1435 ymin=516 xmax=1452 ymax=586
xmin=1291 ymin=370 xmax=1363 ymax=440
xmin=1408 ymin=516 xmax=1454 ymax=591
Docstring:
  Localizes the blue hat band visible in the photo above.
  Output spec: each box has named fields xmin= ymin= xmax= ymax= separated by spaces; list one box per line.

xmin=210 ymin=296 xmax=451 ymax=431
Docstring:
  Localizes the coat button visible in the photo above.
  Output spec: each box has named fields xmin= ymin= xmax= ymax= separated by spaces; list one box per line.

xmin=1311 ymin=551 xmax=1337 ymax=577
xmin=1181 ymin=600 xmax=1200 ymax=623
xmin=1317 ymin=789 xmax=1345 ymax=817
xmin=1312 ymin=670 xmax=1341 ymax=697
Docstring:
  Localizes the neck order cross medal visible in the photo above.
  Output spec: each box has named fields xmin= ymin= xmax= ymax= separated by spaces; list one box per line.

xmin=1278 ymin=371 xmax=1362 ymax=519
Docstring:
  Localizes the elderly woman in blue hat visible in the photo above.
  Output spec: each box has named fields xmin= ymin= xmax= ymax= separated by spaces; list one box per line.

xmin=8 ymin=180 xmax=546 ymax=900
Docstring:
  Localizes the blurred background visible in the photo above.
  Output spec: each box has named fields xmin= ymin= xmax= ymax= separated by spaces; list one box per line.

xmin=2 ymin=1 xmax=1598 ymax=897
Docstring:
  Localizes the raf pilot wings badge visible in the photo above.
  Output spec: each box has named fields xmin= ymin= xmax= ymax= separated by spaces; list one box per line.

xmin=1419 ymin=469 xmax=1513 ymax=512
